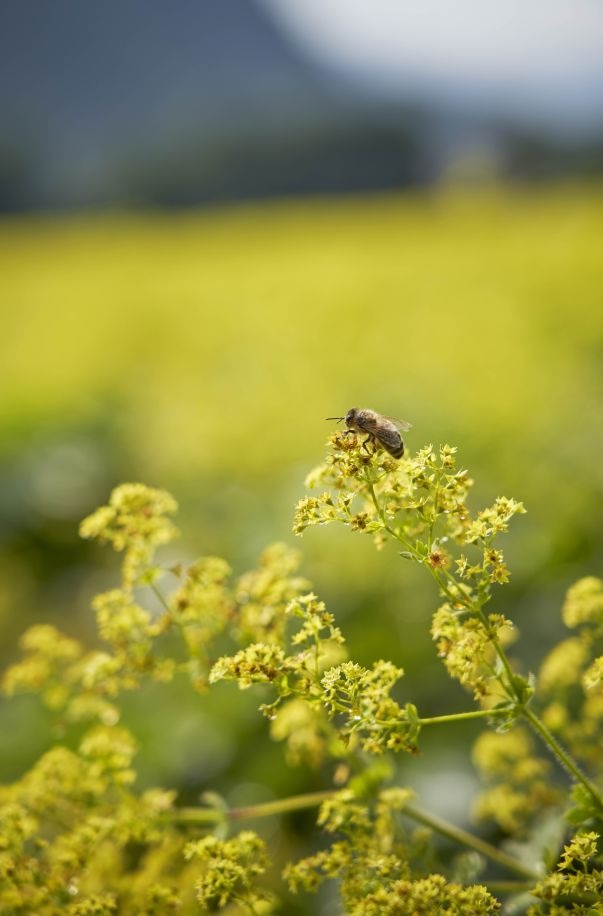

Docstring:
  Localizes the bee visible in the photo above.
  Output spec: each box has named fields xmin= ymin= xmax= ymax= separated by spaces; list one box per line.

xmin=325 ymin=408 xmax=412 ymax=459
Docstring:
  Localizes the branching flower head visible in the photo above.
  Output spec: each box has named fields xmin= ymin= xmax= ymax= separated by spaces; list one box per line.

xmin=472 ymin=727 xmax=560 ymax=833
xmin=431 ymin=605 xmax=515 ymax=701
xmin=534 ymin=579 xmax=603 ymax=772
xmin=2 ymin=624 xmax=83 ymax=707
xmin=184 ymin=831 xmax=271 ymax=911
xmin=463 ymin=497 xmax=526 ymax=545
xmin=270 ymin=696 xmax=329 ymax=767
xmin=168 ymin=556 xmax=233 ymax=683
xmin=209 ymin=642 xmax=290 ymax=690
xmin=235 ymin=542 xmax=309 ymax=644
xmin=286 ymin=787 xmax=500 ymax=914
xmin=293 ymin=437 xmax=524 ymax=603
xmin=563 ymin=577 xmax=603 ymax=630
xmin=528 ymin=831 xmax=603 ymax=913
xmin=80 ymin=484 xmax=178 ymax=587
xmin=320 ymin=660 xmax=420 ymax=754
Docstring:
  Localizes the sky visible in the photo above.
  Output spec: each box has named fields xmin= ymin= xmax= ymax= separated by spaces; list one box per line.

xmin=259 ymin=0 xmax=603 ymax=130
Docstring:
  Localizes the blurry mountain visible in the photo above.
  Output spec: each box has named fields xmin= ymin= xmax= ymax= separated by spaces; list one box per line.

xmin=0 ymin=0 xmax=601 ymax=212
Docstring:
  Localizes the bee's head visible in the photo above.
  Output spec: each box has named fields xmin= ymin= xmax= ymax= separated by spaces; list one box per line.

xmin=345 ymin=408 xmax=358 ymax=427
xmin=326 ymin=409 xmax=356 ymax=426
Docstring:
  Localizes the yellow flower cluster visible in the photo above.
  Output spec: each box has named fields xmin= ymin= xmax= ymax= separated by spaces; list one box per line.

xmin=463 ymin=497 xmax=526 ymax=545
xmin=321 ymin=660 xmax=420 ymax=754
xmin=538 ymin=579 xmax=603 ymax=769
xmin=472 ymin=728 xmax=560 ymax=833
xmin=562 ymin=576 xmax=603 ymax=629
xmin=431 ymin=606 xmax=515 ymax=701
xmin=235 ymin=543 xmax=309 ymax=644
xmin=184 ymin=831 xmax=271 ymax=911
xmin=80 ymin=483 xmax=178 ymax=587
xmin=0 ymin=723 xmax=191 ymax=915
xmin=3 ymin=457 xmax=603 ymax=914
xmin=209 ymin=642 xmax=290 ymax=689
xmin=285 ymin=789 xmax=500 ymax=914
xmin=528 ymin=831 xmax=602 ymax=914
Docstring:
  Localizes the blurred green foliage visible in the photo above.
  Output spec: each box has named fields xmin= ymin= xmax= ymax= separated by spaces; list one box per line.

xmin=1 ymin=184 xmax=602 ymax=827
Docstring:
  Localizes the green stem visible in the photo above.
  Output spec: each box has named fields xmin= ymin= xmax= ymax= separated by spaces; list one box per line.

xmin=427 ymin=466 xmax=443 ymax=552
xmin=427 ymin=564 xmax=472 ymax=610
xmin=365 ymin=475 xmax=415 ymax=553
xmin=230 ymin=790 xmax=334 ymax=821
xmin=522 ymin=706 xmax=603 ymax=812
xmin=373 ymin=708 xmax=509 ymax=729
xmin=148 ymin=577 xmax=200 ymax=658
xmin=236 ymin=895 xmax=260 ymax=915
xmin=417 ymin=708 xmax=510 ymax=726
xmin=149 ymin=581 xmax=170 ymax=612
xmin=173 ymin=790 xmax=334 ymax=826
xmin=169 ymin=806 xmax=224 ymax=826
xmin=365 ymin=467 xmax=602 ymax=815
xmin=402 ymin=803 xmax=540 ymax=881
xmin=485 ymin=881 xmax=535 ymax=895
xmin=473 ymin=604 xmax=518 ymax=699
xmin=444 ymin=579 xmax=603 ymax=811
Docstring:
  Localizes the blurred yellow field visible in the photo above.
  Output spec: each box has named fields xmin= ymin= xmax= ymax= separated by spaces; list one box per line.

xmin=1 ymin=185 xmax=602 ymax=477
xmin=1 ymin=185 xmax=602 ymax=651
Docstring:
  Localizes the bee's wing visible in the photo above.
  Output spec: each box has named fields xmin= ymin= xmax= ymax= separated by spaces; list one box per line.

xmin=374 ymin=425 xmax=403 ymax=450
xmin=385 ymin=416 xmax=412 ymax=432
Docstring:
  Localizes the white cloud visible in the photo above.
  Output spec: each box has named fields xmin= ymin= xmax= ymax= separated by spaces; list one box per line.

xmin=259 ymin=0 xmax=603 ymax=124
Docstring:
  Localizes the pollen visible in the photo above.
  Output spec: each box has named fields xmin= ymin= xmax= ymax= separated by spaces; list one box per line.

xmin=427 ymin=548 xmax=450 ymax=570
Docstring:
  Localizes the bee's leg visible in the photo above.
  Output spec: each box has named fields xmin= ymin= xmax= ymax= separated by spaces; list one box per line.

xmin=362 ymin=435 xmax=374 ymax=454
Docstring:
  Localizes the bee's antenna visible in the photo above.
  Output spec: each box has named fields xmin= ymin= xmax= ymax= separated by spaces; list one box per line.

xmin=325 ymin=416 xmax=344 ymax=423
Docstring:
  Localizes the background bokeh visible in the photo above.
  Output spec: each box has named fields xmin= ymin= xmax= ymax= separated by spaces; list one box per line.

xmin=1 ymin=2 xmax=603 ymax=910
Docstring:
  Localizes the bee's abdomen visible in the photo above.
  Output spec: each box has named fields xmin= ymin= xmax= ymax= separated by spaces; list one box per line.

xmin=377 ymin=424 xmax=404 ymax=459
